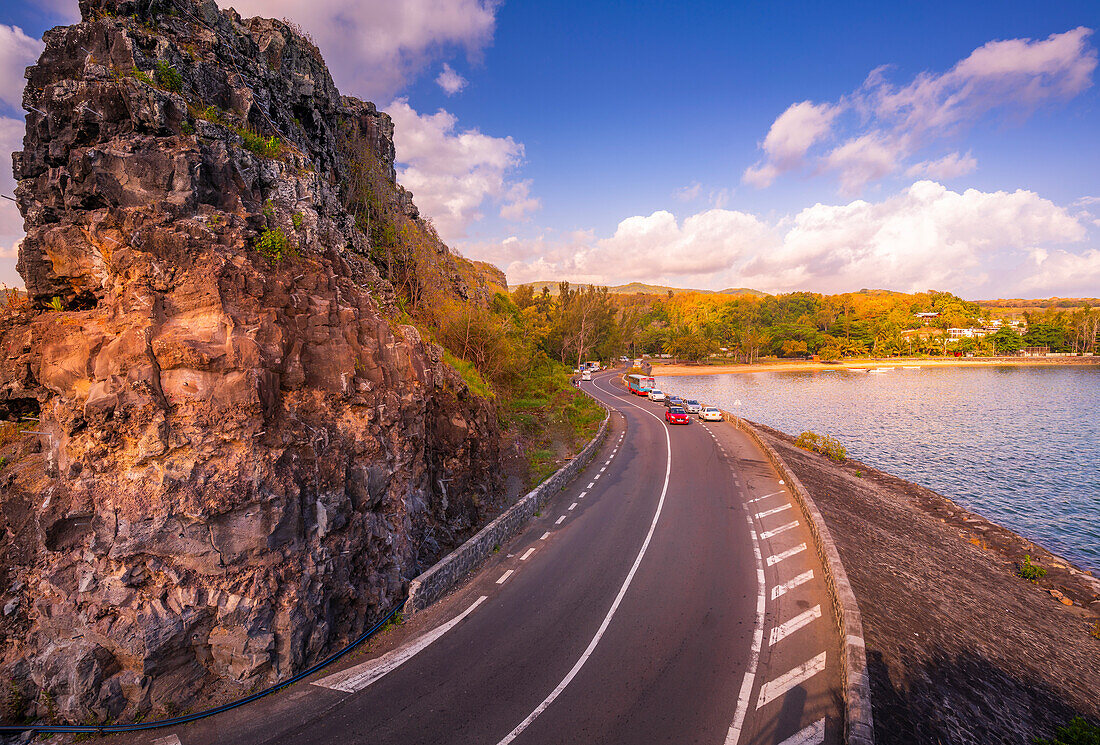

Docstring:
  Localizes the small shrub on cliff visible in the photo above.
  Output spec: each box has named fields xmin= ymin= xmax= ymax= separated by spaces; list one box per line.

xmin=794 ymin=431 xmax=847 ymax=461
xmin=128 ymin=67 xmax=154 ymax=86
xmin=154 ymin=61 xmax=182 ymax=93
xmin=292 ymin=212 xmax=304 ymax=231
xmin=1017 ymin=554 xmax=1047 ymax=583
xmin=1034 ymin=717 xmax=1100 ymax=745
xmin=254 ymin=227 xmax=295 ymax=262
xmin=442 ymin=350 xmax=494 ymax=400
xmin=47 ymin=296 xmax=64 ymax=312
xmin=180 ymin=120 xmax=194 ymax=135
xmin=239 ymin=128 xmax=282 ymax=158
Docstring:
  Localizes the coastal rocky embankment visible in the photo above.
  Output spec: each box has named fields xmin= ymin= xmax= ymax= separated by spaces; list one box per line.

xmin=0 ymin=0 xmax=513 ymax=724
xmin=753 ymin=424 xmax=1100 ymax=744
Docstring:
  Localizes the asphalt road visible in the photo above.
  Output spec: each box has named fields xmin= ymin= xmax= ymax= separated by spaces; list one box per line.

xmin=126 ymin=368 xmax=842 ymax=745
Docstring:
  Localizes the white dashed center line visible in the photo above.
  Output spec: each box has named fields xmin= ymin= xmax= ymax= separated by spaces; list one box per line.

xmin=496 ymin=570 xmax=514 ymax=585
xmin=568 ymin=502 xmax=578 ymax=511
xmin=520 ymin=548 xmax=536 ymax=561
xmin=540 ymin=532 xmax=550 ymax=540
xmin=555 ymin=515 xmax=567 ymax=525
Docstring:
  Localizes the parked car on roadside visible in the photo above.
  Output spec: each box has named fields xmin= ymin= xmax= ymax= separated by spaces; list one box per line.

xmin=682 ymin=399 xmax=701 ymax=413
xmin=699 ymin=406 xmax=723 ymax=422
xmin=665 ymin=406 xmax=689 ymax=425
xmin=647 ymin=389 xmax=666 ymax=402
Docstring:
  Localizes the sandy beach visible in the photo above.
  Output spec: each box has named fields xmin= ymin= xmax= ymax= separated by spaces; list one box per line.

xmin=649 ymin=356 xmax=1100 ymax=376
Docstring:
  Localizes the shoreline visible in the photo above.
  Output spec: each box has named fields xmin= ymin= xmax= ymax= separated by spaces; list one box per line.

xmin=649 ymin=355 xmax=1100 ymax=377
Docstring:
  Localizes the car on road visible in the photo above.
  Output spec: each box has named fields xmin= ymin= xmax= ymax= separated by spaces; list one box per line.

xmin=699 ymin=406 xmax=723 ymax=422
xmin=665 ymin=395 xmax=683 ymax=409
xmin=581 ymin=371 xmax=592 ymax=381
xmin=647 ymin=389 xmax=666 ymax=402
xmin=665 ymin=406 xmax=689 ymax=425
xmin=682 ymin=399 xmax=701 ymax=414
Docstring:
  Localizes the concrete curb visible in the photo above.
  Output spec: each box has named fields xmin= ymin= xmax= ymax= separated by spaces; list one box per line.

xmin=727 ymin=415 xmax=875 ymax=745
xmin=405 ymin=391 xmax=612 ymax=614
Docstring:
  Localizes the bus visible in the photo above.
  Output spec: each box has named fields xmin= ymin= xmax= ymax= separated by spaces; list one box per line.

xmin=626 ymin=373 xmax=656 ymax=395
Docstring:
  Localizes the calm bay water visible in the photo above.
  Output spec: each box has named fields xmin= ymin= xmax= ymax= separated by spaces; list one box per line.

xmin=656 ymin=365 xmax=1100 ymax=573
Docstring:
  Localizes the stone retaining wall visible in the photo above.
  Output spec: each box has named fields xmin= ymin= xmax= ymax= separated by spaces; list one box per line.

xmin=406 ymin=395 xmax=612 ymax=614
xmin=725 ymin=413 xmax=875 ymax=745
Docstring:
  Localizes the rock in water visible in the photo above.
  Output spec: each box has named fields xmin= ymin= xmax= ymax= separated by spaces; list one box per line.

xmin=0 ymin=0 xmax=504 ymax=723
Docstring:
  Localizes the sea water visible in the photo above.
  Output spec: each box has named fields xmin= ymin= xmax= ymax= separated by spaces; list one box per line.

xmin=657 ymin=365 xmax=1100 ymax=573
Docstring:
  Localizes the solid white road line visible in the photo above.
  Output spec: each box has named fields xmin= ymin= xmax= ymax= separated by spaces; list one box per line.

xmin=777 ymin=719 xmax=826 ymax=745
xmin=540 ymin=532 xmax=550 ymax=540
xmin=769 ymin=605 xmax=822 ymax=646
xmin=725 ymin=514 xmax=767 ymax=745
xmin=555 ymin=515 xmax=567 ymax=525
xmin=757 ymin=652 xmax=827 ymax=708
xmin=568 ymin=502 xmax=578 ymax=511
xmin=496 ymin=570 xmax=514 ymax=585
xmin=766 ymin=543 xmax=808 ymax=566
xmin=772 ymin=570 xmax=814 ymax=600
xmin=497 ymin=379 xmax=674 ymax=745
xmin=760 ymin=521 xmax=799 ymax=540
xmin=756 ymin=504 xmax=793 ymax=519
xmin=747 ymin=490 xmax=785 ymax=504
xmin=520 ymin=548 xmax=536 ymax=561
xmin=314 ymin=596 xmax=488 ymax=693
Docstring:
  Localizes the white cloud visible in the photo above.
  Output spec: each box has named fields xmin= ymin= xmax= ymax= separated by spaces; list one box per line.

xmin=1 ymin=115 xmax=25 ymax=287
xmin=746 ymin=27 xmax=1097 ymax=193
xmin=479 ymin=181 xmax=1092 ymax=297
xmin=743 ymin=100 xmax=840 ymax=187
xmin=0 ymin=24 xmax=44 ymax=110
xmin=674 ymin=182 xmax=702 ymax=201
xmin=822 ymin=132 xmax=905 ymax=195
xmin=219 ymin=0 xmax=498 ymax=101
xmin=905 ymin=151 xmax=978 ymax=180
xmin=388 ymin=98 xmax=535 ymax=240
xmin=435 ymin=62 xmax=468 ymax=95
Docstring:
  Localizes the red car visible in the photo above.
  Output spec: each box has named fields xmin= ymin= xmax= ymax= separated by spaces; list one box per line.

xmin=665 ymin=406 xmax=689 ymax=425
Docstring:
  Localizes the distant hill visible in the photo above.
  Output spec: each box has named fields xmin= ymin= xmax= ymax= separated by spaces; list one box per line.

xmin=512 ymin=281 xmax=764 ymax=297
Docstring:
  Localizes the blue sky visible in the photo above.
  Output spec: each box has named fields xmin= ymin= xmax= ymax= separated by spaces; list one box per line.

xmin=2 ymin=0 xmax=1099 ymax=297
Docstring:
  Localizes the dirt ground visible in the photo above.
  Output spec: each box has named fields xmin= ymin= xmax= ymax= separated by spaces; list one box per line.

xmin=752 ymin=423 xmax=1100 ymax=745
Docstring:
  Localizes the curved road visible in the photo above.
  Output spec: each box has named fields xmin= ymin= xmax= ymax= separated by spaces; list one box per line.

xmin=127 ymin=368 xmax=843 ymax=745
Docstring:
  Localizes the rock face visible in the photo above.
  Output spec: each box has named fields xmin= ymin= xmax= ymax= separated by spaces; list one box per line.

xmin=0 ymin=0 xmax=505 ymax=723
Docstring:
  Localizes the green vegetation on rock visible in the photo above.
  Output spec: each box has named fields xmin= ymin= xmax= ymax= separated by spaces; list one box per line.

xmin=1034 ymin=717 xmax=1100 ymax=745
xmin=794 ymin=431 xmax=847 ymax=461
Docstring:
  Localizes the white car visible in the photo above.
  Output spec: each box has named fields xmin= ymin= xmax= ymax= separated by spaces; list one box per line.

xmin=699 ymin=406 xmax=723 ymax=422
xmin=581 ymin=371 xmax=592 ymax=381
xmin=647 ymin=389 xmax=666 ymax=402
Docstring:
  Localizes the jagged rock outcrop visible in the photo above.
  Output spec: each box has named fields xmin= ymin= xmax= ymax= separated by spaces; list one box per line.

xmin=0 ymin=0 xmax=506 ymax=723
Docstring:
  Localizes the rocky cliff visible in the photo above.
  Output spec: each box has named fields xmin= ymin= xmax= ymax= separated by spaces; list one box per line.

xmin=0 ymin=0 xmax=507 ymax=723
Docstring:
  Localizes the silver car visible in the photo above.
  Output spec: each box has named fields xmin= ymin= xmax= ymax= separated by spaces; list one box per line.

xmin=682 ymin=399 xmax=701 ymax=414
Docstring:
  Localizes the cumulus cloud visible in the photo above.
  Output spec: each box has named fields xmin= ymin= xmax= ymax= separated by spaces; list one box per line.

xmin=744 ymin=101 xmax=840 ymax=187
xmin=905 ymin=151 xmax=978 ymax=180
xmin=435 ymin=63 xmax=468 ymax=95
xmin=674 ymin=182 xmax=702 ymax=201
xmin=219 ymin=0 xmax=498 ymax=101
xmin=745 ymin=27 xmax=1097 ymax=192
xmin=478 ymin=181 xmax=1092 ymax=297
xmin=388 ymin=98 xmax=536 ymax=240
